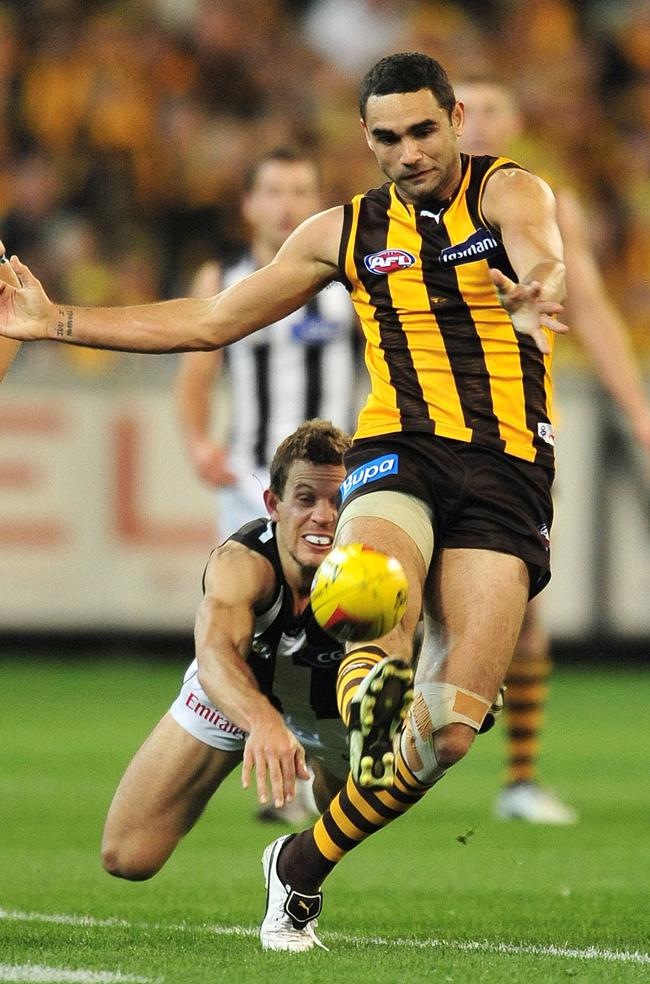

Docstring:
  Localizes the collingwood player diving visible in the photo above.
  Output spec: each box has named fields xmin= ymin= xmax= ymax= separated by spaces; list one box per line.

xmin=100 ymin=420 xmax=350 ymax=882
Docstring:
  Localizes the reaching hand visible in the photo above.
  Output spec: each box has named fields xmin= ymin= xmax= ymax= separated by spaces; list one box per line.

xmin=241 ymin=716 xmax=311 ymax=809
xmin=0 ymin=245 xmax=52 ymax=341
xmin=190 ymin=438 xmax=237 ymax=487
xmin=490 ymin=268 xmax=569 ymax=355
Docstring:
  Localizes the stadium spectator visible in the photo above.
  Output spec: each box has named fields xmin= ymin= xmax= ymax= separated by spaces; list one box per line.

xmin=101 ymin=419 xmax=351 ymax=893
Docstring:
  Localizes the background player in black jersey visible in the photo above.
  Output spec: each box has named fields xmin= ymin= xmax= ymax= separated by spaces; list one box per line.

xmin=100 ymin=420 xmax=350 ymax=887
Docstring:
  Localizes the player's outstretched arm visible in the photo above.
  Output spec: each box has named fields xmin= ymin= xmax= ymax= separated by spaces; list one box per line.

xmin=483 ymin=169 xmax=569 ymax=354
xmin=0 ymin=209 xmax=343 ymax=354
xmin=195 ymin=541 xmax=310 ymax=808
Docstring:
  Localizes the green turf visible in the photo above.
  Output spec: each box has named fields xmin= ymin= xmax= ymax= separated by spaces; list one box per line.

xmin=0 ymin=654 xmax=648 ymax=983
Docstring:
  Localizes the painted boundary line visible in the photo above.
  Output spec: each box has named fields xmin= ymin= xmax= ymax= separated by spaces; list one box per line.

xmin=0 ymin=966 xmax=157 ymax=983
xmin=1 ymin=908 xmax=649 ymax=966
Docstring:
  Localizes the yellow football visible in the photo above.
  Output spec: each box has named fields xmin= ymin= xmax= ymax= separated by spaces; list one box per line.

xmin=310 ymin=543 xmax=409 ymax=642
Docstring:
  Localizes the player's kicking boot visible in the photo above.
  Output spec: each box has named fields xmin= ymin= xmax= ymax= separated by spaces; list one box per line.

xmin=347 ymin=656 xmax=414 ymax=789
xmin=260 ymin=835 xmax=327 ymax=952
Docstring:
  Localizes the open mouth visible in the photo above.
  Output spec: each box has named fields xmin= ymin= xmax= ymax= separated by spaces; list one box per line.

xmin=303 ymin=534 xmax=333 ymax=548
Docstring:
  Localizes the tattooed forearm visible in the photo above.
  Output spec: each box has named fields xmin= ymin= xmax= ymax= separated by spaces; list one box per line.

xmin=56 ymin=309 xmax=74 ymax=339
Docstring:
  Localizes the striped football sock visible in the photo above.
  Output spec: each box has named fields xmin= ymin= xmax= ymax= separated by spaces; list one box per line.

xmin=336 ymin=646 xmax=387 ymax=726
xmin=503 ymin=654 xmax=552 ymax=784
xmin=277 ymin=743 xmax=433 ymax=894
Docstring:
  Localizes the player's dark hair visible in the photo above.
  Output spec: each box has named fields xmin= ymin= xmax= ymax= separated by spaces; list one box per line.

xmin=243 ymin=147 xmax=321 ymax=193
xmin=269 ymin=419 xmax=351 ymax=497
xmin=359 ymin=52 xmax=456 ymax=120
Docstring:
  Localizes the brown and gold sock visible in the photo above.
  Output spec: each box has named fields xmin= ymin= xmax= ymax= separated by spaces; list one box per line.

xmin=277 ymin=742 xmax=433 ymax=894
xmin=503 ymin=655 xmax=552 ymax=785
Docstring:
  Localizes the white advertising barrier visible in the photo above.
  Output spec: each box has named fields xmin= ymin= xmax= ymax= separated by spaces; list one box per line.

xmin=0 ymin=387 xmax=218 ymax=630
xmin=0 ymin=375 xmax=649 ymax=636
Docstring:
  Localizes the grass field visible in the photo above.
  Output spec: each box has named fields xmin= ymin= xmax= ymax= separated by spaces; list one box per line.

xmin=1 ymin=652 xmax=648 ymax=983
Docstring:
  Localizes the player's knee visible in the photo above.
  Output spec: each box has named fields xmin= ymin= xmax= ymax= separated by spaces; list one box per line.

xmin=400 ymin=682 xmax=491 ymax=783
xmin=432 ymin=723 xmax=476 ymax=770
xmin=101 ymin=838 xmax=161 ymax=881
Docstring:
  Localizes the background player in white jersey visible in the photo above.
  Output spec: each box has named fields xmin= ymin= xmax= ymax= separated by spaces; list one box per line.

xmin=175 ymin=148 xmax=358 ymax=822
xmin=458 ymin=75 xmax=650 ymax=824
xmin=101 ymin=420 xmax=351 ymax=882
xmin=175 ymin=148 xmax=359 ymax=536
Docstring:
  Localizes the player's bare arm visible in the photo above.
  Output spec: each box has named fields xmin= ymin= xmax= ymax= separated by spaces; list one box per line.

xmin=195 ymin=541 xmax=310 ymax=808
xmin=175 ymin=348 xmax=237 ymax=486
xmin=557 ymin=189 xmax=650 ymax=452
xmin=482 ymin=168 xmax=568 ymax=354
xmin=0 ymin=209 xmax=344 ymax=353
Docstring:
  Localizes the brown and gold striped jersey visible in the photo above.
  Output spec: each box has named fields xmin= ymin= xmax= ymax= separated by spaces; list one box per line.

xmin=338 ymin=154 xmax=555 ymax=467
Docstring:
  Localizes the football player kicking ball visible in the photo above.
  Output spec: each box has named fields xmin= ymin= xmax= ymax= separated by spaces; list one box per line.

xmin=2 ymin=52 xmax=569 ymax=951
xmin=101 ymin=421 xmax=351 ymax=921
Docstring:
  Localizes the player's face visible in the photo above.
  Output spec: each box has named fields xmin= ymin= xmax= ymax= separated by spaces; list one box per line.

xmin=242 ymin=160 xmax=322 ymax=254
xmin=362 ymin=88 xmax=464 ymax=204
xmin=456 ymin=82 xmax=521 ymax=156
xmin=266 ymin=459 xmax=344 ymax=583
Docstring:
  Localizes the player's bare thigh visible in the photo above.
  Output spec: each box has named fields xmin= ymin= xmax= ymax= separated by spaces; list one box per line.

xmin=102 ymin=712 xmax=241 ymax=880
xmin=335 ymin=492 xmax=430 ymax=661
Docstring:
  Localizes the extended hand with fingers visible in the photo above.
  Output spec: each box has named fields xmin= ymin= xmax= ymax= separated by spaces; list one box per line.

xmin=490 ymin=268 xmax=569 ymax=355
xmin=0 ymin=242 xmax=52 ymax=341
xmin=242 ymin=716 xmax=311 ymax=810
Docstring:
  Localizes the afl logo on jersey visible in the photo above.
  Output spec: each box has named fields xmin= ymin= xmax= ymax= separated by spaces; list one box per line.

xmin=364 ymin=249 xmax=416 ymax=274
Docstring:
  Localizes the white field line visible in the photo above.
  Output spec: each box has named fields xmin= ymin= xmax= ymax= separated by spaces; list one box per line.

xmin=0 ymin=967 xmax=157 ymax=983
xmin=1 ymin=907 xmax=649 ymax=966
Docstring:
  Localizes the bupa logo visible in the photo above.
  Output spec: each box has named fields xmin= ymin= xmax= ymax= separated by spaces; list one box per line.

xmin=340 ymin=454 xmax=398 ymax=502
xmin=364 ymin=249 xmax=416 ymax=275
xmin=439 ymin=228 xmax=499 ymax=267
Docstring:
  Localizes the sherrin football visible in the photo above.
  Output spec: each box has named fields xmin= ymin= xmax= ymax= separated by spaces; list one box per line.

xmin=310 ymin=543 xmax=409 ymax=642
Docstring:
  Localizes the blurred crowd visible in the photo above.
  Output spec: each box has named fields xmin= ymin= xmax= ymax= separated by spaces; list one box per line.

xmin=1 ymin=0 xmax=648 ymax=382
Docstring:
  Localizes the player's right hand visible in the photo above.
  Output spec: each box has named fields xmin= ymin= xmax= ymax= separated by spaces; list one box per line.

xmin=0 ymin=243 xmax=52 ymax=341
xmin=242 ymin=717 xmax=311 ymax=809
xmin=490 ymin=267 xmax=569 ymax=355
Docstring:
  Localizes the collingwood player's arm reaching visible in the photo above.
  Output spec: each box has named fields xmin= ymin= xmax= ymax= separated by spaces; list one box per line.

xmin=195 ymin=540 xmax=310 ymax=809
